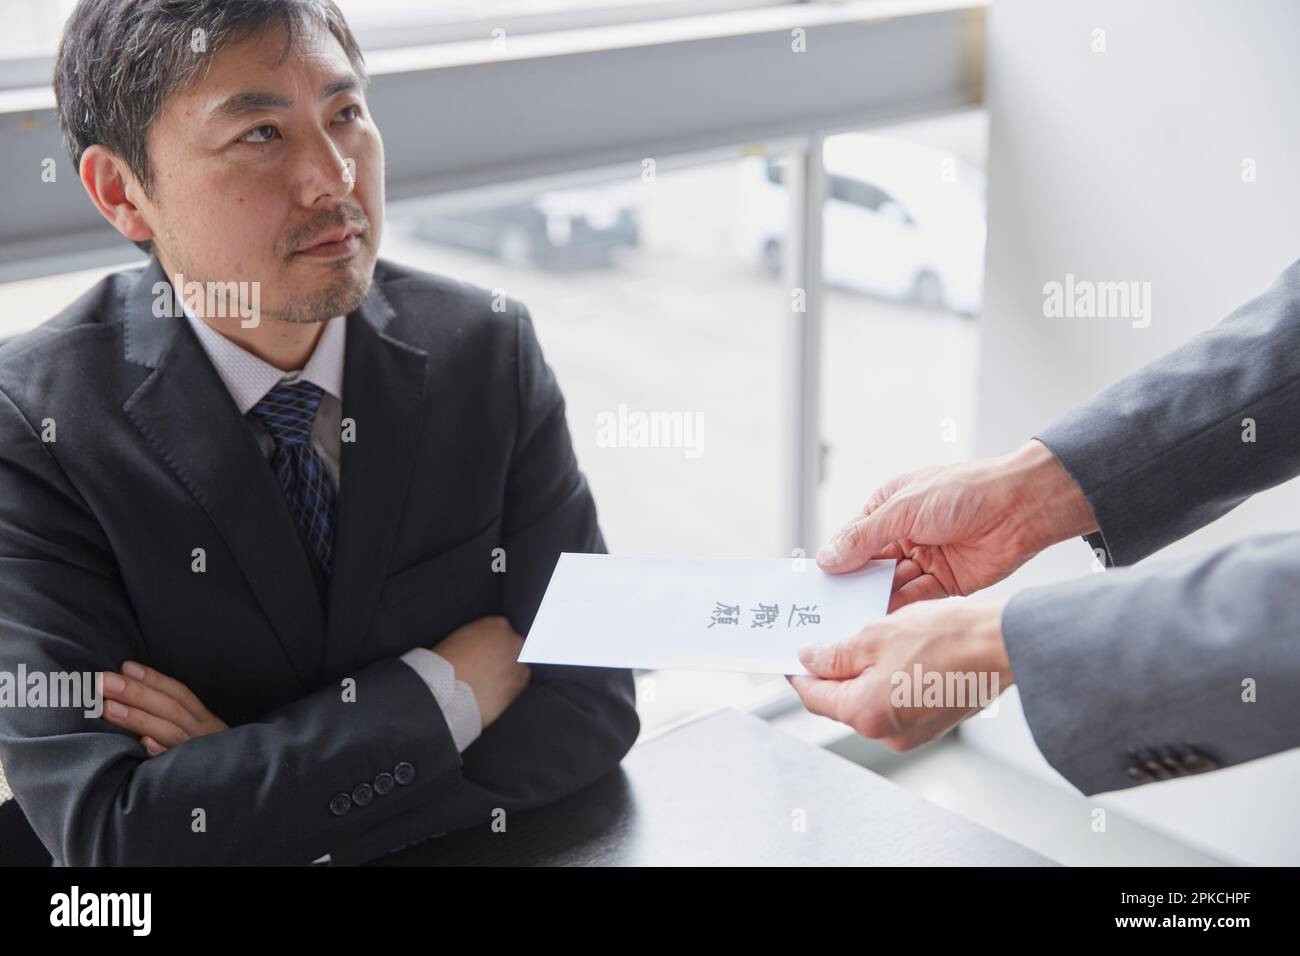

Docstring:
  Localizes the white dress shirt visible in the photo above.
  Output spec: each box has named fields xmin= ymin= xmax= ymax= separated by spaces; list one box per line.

xmin=180 ymin=303 xmax=482 ymax=753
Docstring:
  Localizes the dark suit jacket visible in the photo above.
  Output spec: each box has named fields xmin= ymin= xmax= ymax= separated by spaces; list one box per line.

xmin=0 ymin=255 xmax=638 ymax=865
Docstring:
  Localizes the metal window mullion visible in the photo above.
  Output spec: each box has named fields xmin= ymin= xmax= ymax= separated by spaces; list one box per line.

xmin=782 ymin=135 xmax=825 ymax=556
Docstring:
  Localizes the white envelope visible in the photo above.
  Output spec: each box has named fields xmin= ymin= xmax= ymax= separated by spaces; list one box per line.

xmin=519 ymin=553 xmax=896 ymax=675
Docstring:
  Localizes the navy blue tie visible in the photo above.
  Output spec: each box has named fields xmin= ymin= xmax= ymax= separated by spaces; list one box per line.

xmin=248 ymin=380 xmax=337 ymax=582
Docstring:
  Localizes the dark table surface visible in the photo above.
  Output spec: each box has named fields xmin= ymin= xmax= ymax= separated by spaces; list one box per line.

xmin=373 ymin=707 xmax=1055 ymax=866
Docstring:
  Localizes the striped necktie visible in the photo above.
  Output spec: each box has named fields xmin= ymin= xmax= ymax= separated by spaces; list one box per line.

xmin=248 ymin=380 xmax=337 ymax=582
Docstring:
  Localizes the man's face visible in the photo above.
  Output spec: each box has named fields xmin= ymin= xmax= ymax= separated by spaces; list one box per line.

xmin=138 ymin=20 xmax=383 ymax=325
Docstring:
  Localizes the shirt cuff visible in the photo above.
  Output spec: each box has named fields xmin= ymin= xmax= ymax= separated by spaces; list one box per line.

xmin=399 ymin=647 xmax=483 ymax=752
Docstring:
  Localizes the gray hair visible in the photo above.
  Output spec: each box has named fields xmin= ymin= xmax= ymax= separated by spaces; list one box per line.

xmin=54 ymin=0 xmax=369 ymax=255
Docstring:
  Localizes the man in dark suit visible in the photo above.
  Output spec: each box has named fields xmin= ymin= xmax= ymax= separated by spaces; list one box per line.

xmin=0 ymin=0 xmax=638 ymax=865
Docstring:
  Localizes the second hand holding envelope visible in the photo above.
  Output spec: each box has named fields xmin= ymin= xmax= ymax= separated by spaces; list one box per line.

xmin=518 ymin=553 xmax=897 ymax=676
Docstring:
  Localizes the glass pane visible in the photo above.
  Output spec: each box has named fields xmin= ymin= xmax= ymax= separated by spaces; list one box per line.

xmin=818 ymin=110 xmax=989 ymax=545
xmin=381 ymin=153 xmax=790 ymax=732
xmin=0 ymin=152 xmax=793 ymax=738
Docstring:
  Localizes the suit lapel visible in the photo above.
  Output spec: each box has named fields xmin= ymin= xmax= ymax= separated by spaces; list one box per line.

xmin=321 ymin=274 xmax=429 ymax=677
xmin=120 ymin=257 xmax=328 ymax=690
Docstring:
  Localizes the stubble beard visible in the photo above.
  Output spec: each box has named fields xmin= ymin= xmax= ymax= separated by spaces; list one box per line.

xmin=275 ymin=259 xmax=373 ymax=325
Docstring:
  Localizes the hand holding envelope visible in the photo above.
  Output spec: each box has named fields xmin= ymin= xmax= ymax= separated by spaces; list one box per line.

xmin=785 ymin=440 xmax=1091 ymax=749
xmin=516 ymin=441 xmax=1056 ymax=752
xmin=518 ymin=553 xmax=896 ymax=676
xmin=516 ymin=441 xmax=1071 ymax=748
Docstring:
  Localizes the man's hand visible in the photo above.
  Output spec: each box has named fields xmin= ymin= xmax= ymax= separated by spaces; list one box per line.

xmin=789 ymin=598 xmax=1012 ymax=751
xmin=433 ymin=615 xmax=531 ymax=729
xmin=817 ymin=440 xmax=1098 ymax=610
xmin=100 ymin=661 xmax=229 ymax=756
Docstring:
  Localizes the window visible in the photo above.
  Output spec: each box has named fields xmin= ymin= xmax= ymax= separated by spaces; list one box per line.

xmin=818 ymin=110 xmax=988 ymax=547
xmin=382 ymin=151 xmax=793 ymax=732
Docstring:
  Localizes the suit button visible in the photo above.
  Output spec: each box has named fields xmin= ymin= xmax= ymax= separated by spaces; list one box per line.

xmin=352 ymin=783 xmax=374 ymax=807
xmin=1125 ymin=765 xmax=1155 ymax=784
xmin=1126 ymin=748 xmax=1162 ymax=783
xmin=1154 ymin=752 xmax=1183 ymax=776
xmin=1178 ymin=747 xmax=1217 ymax=774
xmin=394 ymin=761 xmax=416 ymax=785
xmin=1143 ymin=756 xmax=1173 ymax=780
xmin=329 ymin=793 xmax=353 ymax=816
xmin=373 ymin=772 xmax=395 ymax=796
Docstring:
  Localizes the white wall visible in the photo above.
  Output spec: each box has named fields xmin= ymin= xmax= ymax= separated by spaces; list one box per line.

xmin=967 ymin=0 xmax=1300 ymax=864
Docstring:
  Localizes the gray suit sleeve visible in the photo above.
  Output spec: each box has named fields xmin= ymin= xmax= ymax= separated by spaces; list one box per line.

xmin=1035 ymin=258 xmax=1300 ymax=568
xmin=1003 ymin=532 xmax=1300 ymax=794
xmin=1001 ymin=259 xmax=1300 ymax=794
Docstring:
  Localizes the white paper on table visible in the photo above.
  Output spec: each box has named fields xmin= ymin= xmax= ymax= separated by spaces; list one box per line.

xmin=518 ymin=553 xmax=896 ymax=676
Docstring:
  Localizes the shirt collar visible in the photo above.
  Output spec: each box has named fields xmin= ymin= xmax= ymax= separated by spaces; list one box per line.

xmin=181 ymin=300 xmax=346 ymax=415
